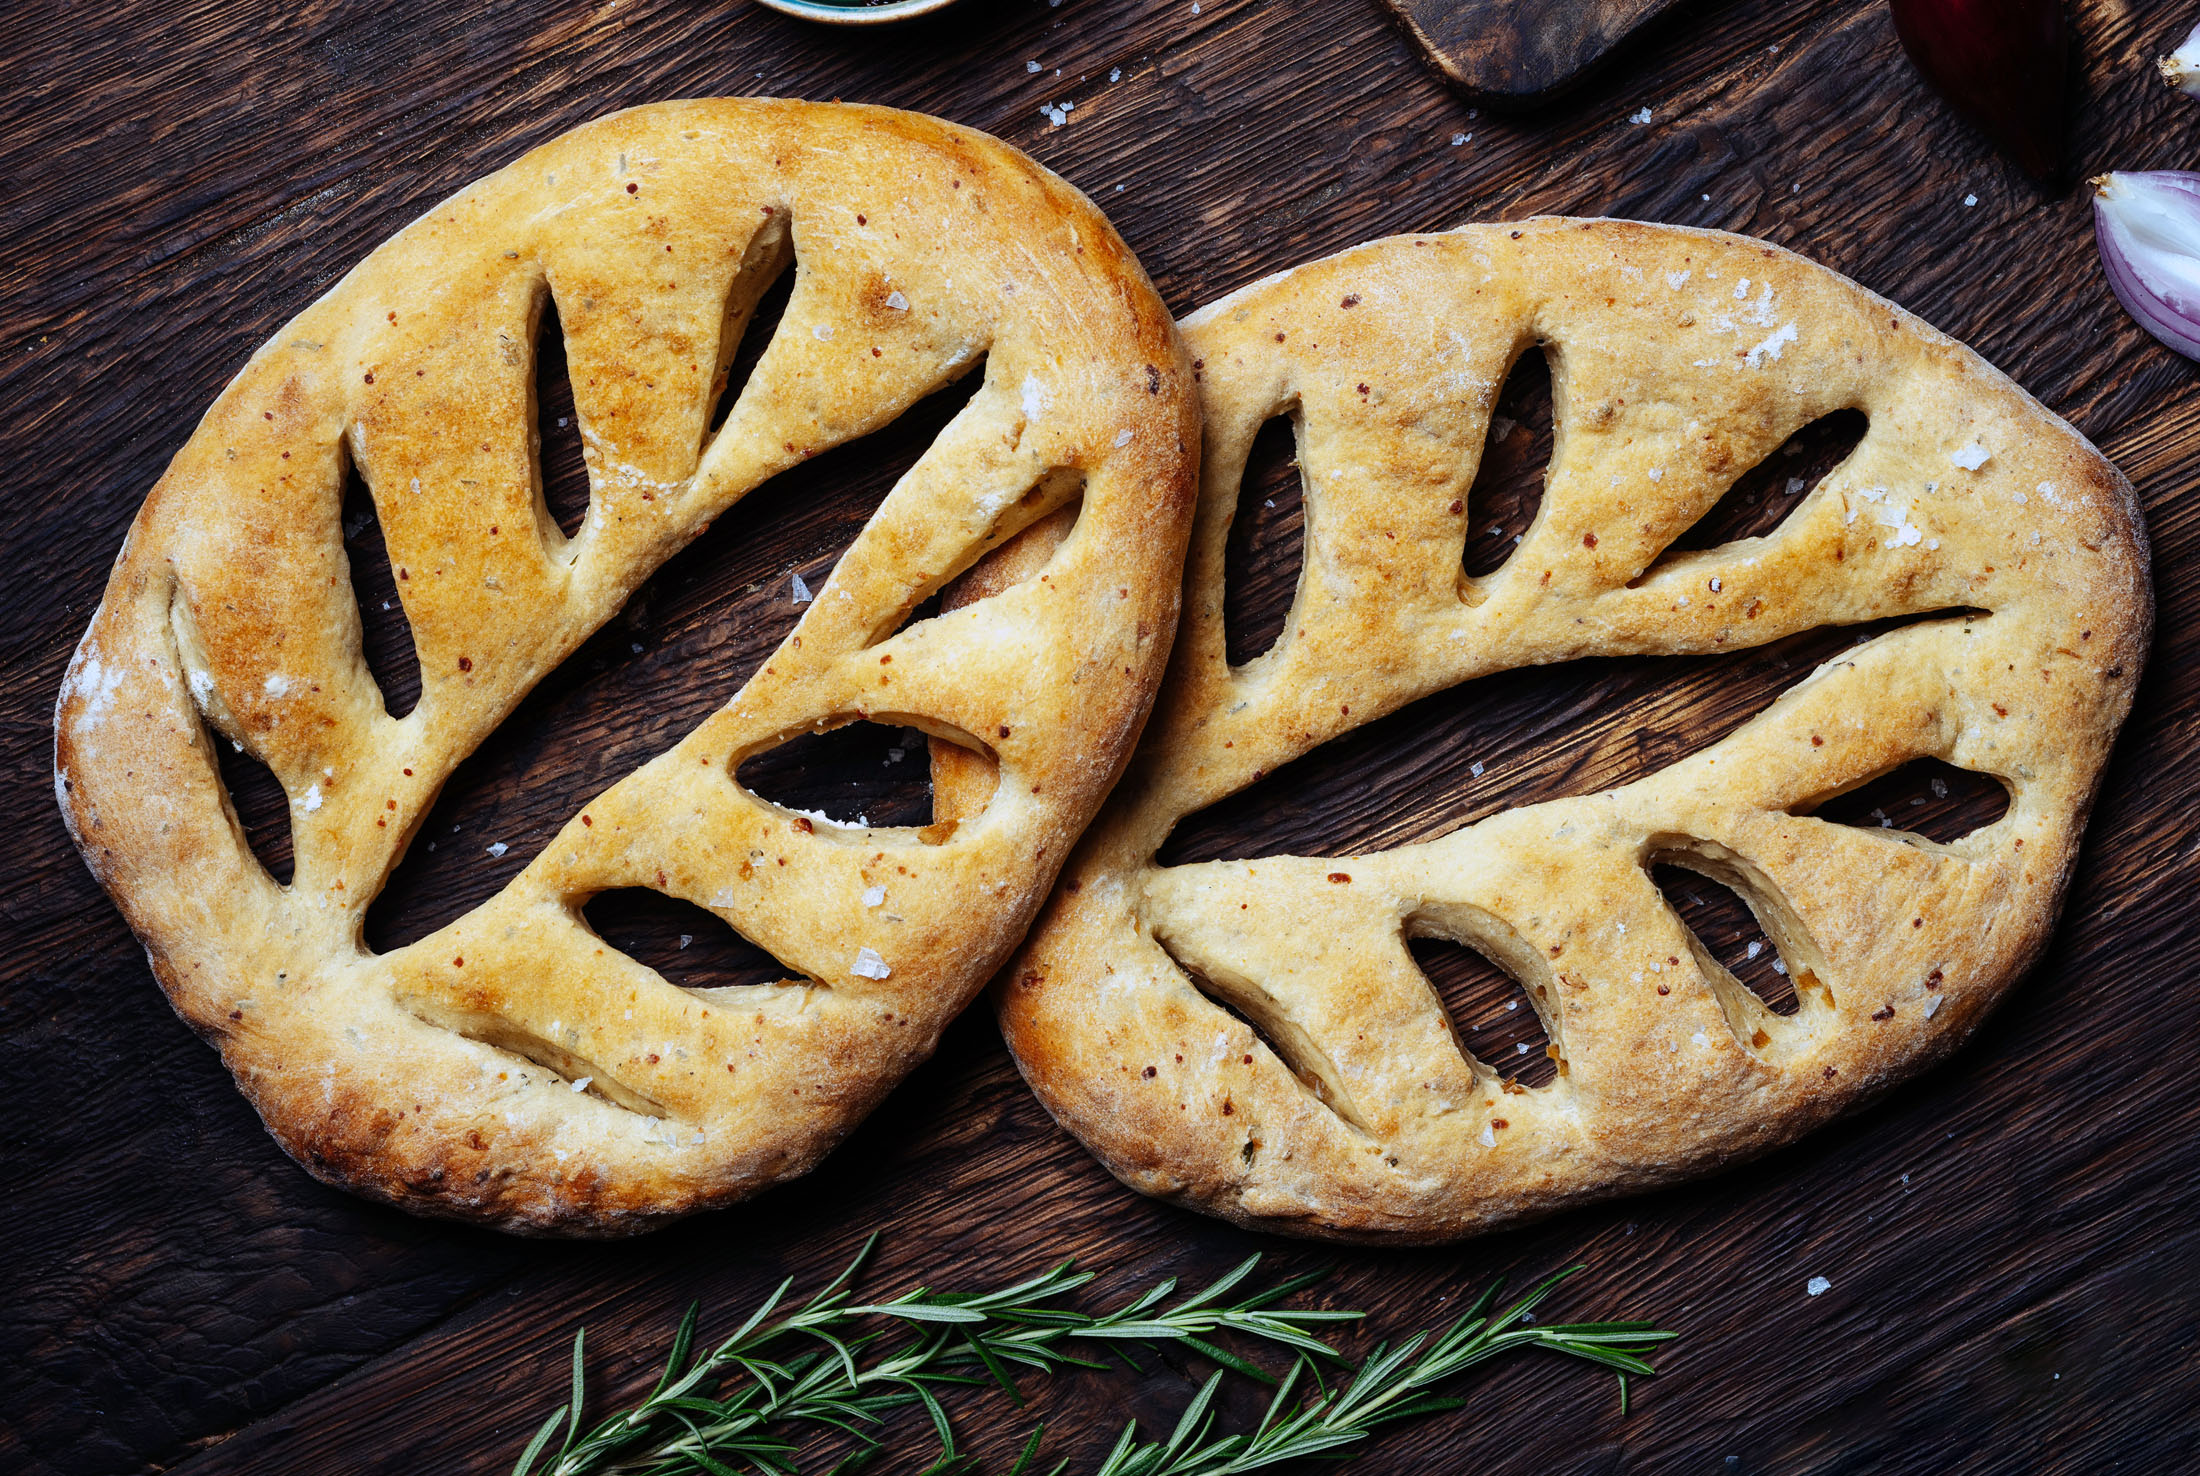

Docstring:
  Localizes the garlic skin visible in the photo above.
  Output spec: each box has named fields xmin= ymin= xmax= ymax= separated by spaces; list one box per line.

xmin=2093 ymin=171 xmax=2200 ymax=361
xmin=2160 ymin=21 xmax=2200 ymax=97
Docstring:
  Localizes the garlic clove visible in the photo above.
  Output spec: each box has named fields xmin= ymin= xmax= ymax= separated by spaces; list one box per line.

xmin=2093 ymin=171 xmax=2200 ymax=361
xmin=2161 ymin=21 xmax=2200 ymax=97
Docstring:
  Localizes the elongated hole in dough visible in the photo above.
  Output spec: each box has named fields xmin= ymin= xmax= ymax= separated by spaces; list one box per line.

xmin=171 ymin=592 xmax=296 ymax=887
xmin=338 ymin=443 xmax=423 ymax=719
xmin=705 ymin=213 xmax=795 ymax=441
xmin=531 ymin=294 xmax=591 ymax=543
xmin=1461 ymin=342 xmax=1553 ymax=583
xmin=402 ymin=1000 xmax=671 ymax=1119
xmin=1154 ymin=936 xmax=1376 ymax=1135
xmin=1406 ymin=905 xmax=1566 ymax=1082
xmin=1648 ymin=862 xmax=1797 ymax=1016
xmin=582 ymin=887 xmax=806 ymax=993
xmin=736 ymin=714 xmax=997 ymax=845
xmin=1223 ymin=410 xmax=1305 ymax=666
xmin=1628 ymin=408 xmax=1866 ymax=587
xmin=1406 ymin=935 xmax=1557 ymax=1087
xmin=210 ymin=730 xmax=294 ymax=889
xmin=1796 ymin=757 xmax=2010 ymax=847
xmin=735 ymin=719 xmax=939 ymax=831
xmin=1648 ymin=839 xmax=1834 ymax=1034
xmin=866 ymin=470 xmax=1082 ymax=648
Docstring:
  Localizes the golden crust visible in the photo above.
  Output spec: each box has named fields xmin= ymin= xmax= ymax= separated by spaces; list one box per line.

xmin=54 ymin=100 xmax=1198 ymax=1236
xmin=996 ymin=219 xmax=2150 ymax=1243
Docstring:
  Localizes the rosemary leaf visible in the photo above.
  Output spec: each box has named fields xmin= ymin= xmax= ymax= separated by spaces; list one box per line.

xmin=513 ymin=1405 xmax=567 ymax=1476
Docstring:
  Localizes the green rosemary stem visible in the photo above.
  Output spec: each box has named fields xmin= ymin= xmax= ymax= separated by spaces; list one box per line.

xmin=1073 ymin=1266 xmax=1677 ymax=1476
xmin=509 ymin=1242 xmax=1676 ymax=1476
xmin=514 ymin=1238 xmax=1358 ymax=1476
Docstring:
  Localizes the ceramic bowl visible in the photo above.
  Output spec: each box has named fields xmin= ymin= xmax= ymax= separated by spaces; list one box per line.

xmin=753 ymin=0 xmax=961 ymax=25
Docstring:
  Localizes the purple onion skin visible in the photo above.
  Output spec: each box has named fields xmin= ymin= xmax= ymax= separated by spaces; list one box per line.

xmin=1889 ymin=0 xmax=2068 ymax=182
xmin=2095 ymin=172 xmax=2200 ymax=362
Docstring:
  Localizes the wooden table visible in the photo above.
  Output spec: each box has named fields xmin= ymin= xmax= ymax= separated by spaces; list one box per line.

xmin=7 ymin=1 xmax=2199 ymax=1471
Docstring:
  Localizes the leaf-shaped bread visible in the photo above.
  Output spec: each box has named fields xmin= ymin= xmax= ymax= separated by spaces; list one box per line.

xmin=56 ymin=101 xmax=1198 ymax=1235
xmin=994 ymin=220 xmax=2149 ymax=1242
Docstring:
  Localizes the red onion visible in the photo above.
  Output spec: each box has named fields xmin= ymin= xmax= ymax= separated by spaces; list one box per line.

xmin=2093 ymin=171 xmax=2200 ymax=361
xmin=1889 ymin=0 xmax=2068 ymax=181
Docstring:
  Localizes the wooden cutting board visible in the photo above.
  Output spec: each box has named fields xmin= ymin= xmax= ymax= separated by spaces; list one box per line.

xmin=5 ymin=1 xmax=2198 ymax=1473
xmin=1378 ymin=0 xmax=1691 ymax=101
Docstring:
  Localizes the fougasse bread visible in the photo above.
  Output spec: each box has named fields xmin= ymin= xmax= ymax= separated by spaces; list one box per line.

xmin=991 ymin=219 xmax=2150 ymax=1243
xmin=54 ymin=100 xmax=1198 ymax=1236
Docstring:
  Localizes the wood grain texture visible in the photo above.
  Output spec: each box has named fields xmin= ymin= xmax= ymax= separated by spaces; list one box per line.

xmin=3 ymin=0 xmax=2198 ymax=1472
xmin=1375 ymin=0 xmax=1690 ymax=101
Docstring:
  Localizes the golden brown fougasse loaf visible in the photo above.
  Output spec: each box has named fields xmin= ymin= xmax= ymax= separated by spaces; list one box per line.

xmin=992 ymin=218 xmax=2150 ymax=1244
xmin=54 ymin=100 xmax=1199 ymax=1236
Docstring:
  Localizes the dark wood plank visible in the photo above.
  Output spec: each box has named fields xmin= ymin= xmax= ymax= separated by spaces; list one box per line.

xmin=4 ymin=0 xmax=2199 ymax=1473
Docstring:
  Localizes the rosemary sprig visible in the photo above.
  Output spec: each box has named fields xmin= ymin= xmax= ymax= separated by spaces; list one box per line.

xmin=511 ymin=1241 xmax=1673 ymax=1476
xmin=513 ymin=1237 xmax=1355 ymax=1476
xmin=1063 ymin=1267 xmax=1676 ymax=1476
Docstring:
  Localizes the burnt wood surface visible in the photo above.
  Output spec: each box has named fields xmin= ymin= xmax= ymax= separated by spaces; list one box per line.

xmin=1375 ymin=0 xmax=1691 ymax=101
xmin=5 ymin=1 xmax=2200 ymax=1472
